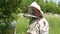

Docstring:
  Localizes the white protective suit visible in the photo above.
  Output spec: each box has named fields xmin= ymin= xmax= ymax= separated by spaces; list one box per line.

xmin=27 ymin=1 xmax=49 ymax=34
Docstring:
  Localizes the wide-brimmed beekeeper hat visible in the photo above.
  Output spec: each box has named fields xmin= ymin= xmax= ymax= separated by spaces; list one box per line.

xmin=29 ymin=1 xmax=43 ymax=14
xmin=28 ymin=1 xmax=43 ymax=18
xmin=24 ymin=1 xmax=43 ymax=18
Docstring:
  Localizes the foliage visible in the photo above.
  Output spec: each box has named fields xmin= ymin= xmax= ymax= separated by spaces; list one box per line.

xmin=58 ymin=1 xmax=60 ymax=7
xmin=0 ymin=0 xmax=21 ymax=34
xmin=19 ymin=0 xmax=35 ymax=13
xmin=0 ymin=0 xmax=21 ymax=19
xmin=19 ymin=0 xmax=60 ymax=14
xmin=57 ymin=7 xmax=60 ymax=14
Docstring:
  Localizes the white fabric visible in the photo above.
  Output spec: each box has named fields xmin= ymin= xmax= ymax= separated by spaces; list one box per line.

xmin=39 ymin=18 xmax=49 ymax=34
xmin=30 ymin=1 xmax=43 ymax=14
xmin=27 ymin=18 xmax=49 ymax=34
xmin=27 ymin=1 xmax=49 ymax=34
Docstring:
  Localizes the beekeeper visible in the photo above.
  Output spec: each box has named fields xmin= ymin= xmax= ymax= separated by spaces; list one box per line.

xmin=24 ymin=1 xmax=49 ymax=34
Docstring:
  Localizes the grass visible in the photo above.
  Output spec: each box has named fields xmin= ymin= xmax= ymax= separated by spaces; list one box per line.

xmin=16 ymin=14 xmax=60 ymax=34
xmin=16 ymin=17 xmax=29 ymax=34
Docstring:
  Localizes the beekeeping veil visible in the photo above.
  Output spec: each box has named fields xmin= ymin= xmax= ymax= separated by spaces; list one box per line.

xmin=24 ymin=1 xmax=43 ymax=18
xmin=28 ymin=1 xmax=43 ymax=18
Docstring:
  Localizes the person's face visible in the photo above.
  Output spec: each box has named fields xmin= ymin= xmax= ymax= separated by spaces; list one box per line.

xmin=29 ymin=6 xmax=43 ymax=18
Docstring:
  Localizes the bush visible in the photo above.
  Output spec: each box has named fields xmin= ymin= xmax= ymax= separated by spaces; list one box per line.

xmin=0 ymin=0 xmax=21 ymax=34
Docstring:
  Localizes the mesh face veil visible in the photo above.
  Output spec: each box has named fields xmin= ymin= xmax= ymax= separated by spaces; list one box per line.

xmin=28 ymin=1 xmax=43 ymax=18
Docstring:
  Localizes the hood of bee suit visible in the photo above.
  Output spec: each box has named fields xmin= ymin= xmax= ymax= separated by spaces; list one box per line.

xmin=24 ymin=1 xmax=43 ymax=18
xmin=29 ymin=1 xmax=43 ymax=15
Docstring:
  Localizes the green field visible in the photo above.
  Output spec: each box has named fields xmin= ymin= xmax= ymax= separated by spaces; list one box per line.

xmin=16 ymin=14 xmax=60 ymax=34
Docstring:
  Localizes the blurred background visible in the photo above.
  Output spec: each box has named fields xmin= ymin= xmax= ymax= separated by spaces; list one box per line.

xmin=0 ymin=0 xmax=60 ymax=34
xmin=19 ymin=0 xmax=60 ymax=14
